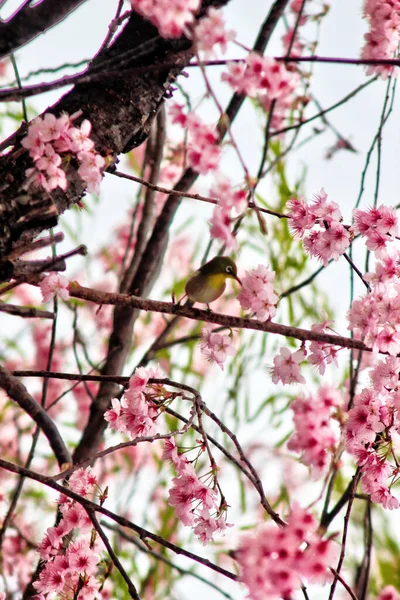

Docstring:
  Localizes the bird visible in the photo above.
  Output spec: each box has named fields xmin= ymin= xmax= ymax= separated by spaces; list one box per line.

xmin=184 ymin=256 xmax=242 ymax=308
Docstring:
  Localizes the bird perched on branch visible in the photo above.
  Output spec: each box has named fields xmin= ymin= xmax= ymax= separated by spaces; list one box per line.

xmin=184 ymin=256 xmax=242 ymax=309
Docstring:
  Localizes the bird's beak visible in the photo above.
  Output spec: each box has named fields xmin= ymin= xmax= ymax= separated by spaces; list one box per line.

xmin=234 ymin=274 xmax=242 ymax=286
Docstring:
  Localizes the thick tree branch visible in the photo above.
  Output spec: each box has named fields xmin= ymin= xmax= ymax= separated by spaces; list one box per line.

xmin=0 ymin=365 xmax=71 ymax=466
xmin=0 ymin=0 xmax=228 ymax=273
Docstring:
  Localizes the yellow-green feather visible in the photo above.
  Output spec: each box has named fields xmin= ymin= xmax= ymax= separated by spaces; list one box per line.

xmin=185 ymin=272 xmax=227 ymax=304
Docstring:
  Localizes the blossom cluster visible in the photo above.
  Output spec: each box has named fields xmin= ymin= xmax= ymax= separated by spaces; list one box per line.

xmin=345 ymin=355 xmax=400 ymax=510
xmin=237 ymin=502 xmax=336 ymax=600
xmin=104 ymin=366 xmax=164 ymax=439
xmin=361 ymin=0 xmax=400 ymax=78
xmin=286 ymin=189 xmax=351 ymax=266
xmin=271 ymin=347 xmax=306 ymax=385
xmin=164 ymin=437 xmax=230 ymax=544
xmin=352 ymin=204 xmax=398 ymax=255
xmin=192 ymin=7 xmax=236 ymax=55
xmin=130 ymin=0 xmax=200 ymax=38
xmin=200 ymin=325 xmax=235 ymax=370
xmin=222 ymin=53 xmax=299 ymax=128
xmin=170 ymin=104 xmax=221 ymax=174
xmin=288 ymin=387 xmax=341 ymax=477
xmin=348 ymin=259 xmax=400 ymax=355
xmin=22 ymin=112 xmax=105 ymax=194
xmin=270 ymin=319 xmax=341 ymax=386
xmin=209 ymin=177 xmax=247 ymax=249
xmin=33 ymin=468 xmax=103 ymax=598
xmin=237 ymin=264 xmax=279 ymax=321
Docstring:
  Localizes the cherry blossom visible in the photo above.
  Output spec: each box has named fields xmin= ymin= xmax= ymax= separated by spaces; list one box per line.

xmin=288 ymin=387 xmax=341 ymax=477
xmin=199 ymin=325 xmax=235 ymax=370
xmin=104 ymin=366 xmax=164 ymax=438
xmin=237 ymin=502 xmax=336 ymax=600
xmin=130 ymin=0 xmax=200 ymax=38
xmin=222 ymin=52 xmax=299 ymax=128
xmin=193 ymin=7 xmax=236 ymax=55
xmin=39 ymin=272 xmax=70 ymax=303
xmin=237 ymin=264 xmax=278 ymax=320
xmin=170 ymin=104 xmax=221 ymax=174
xmin=270 ymin=347 xmax=306 ymax=385
xmin=352 ymin=204 xmax=398 ymax=256
xmin=378 ymin=586 xmax=400 ymax=600
xmin=361 ymin=0 xmax=400 ymax=78
xmin=208 ymin=178 xmax=247 ymax=246
xmin=287 ymin=189 xmax=351 ymax=266
xmin=22 ymin=112 xmax=104 ymax=194
xmin=33 ymin=468 xmax=102 ymax=598
xmin=164 ymin=438 xmax=231 ymax=543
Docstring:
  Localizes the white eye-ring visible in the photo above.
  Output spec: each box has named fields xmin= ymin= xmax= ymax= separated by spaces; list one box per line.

xmin=226 ymin=265 xmax=233 ymax=273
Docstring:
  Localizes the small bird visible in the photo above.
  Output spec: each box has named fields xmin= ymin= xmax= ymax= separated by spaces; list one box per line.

xmin=184 ymin=256 xmax=242 ymax=308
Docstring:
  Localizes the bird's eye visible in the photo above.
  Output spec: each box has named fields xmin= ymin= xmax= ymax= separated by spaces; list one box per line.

xmin=226 ymin=265 xmax=233 ymax=273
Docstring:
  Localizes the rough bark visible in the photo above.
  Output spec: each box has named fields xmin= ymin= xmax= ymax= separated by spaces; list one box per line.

xmin=0 ymin=1 xmax=227 ymax=282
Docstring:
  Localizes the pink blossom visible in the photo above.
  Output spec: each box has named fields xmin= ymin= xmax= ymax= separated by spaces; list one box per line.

xmin=193 ymin=507 xmax=231 ymax=545
xmin=21 ymin=112 xmax=104 ymax=194
xmin=69 ymin=539 xmax=99 ymax=575
xmin=199 ymin=325 xmax=235 ymax=370
xmin=40 ymin=272 xmax=70 ymax=303
xmin=270 ymin=347 xmax=306 ymax=385
xmin=378 ymin=586 xmax=400 ymax=600
xmin=170 ymin=107 xmax=222 ymax=174
xmin=288 ymin=387 xmax=341 ymax=477
xmin=237 ymin=503 xmax=334 ymax=600
xmin=193 ymin=7 xmax=236 ymax=55
xmin=308 ymin=316 xmax=340 ymax=375
xmin=352 ymin=205 xmax=398 ymax=255
xmin=361 ymin=1 xmax=400 ymax=78
xmin=287 ymin=189 xmax=351 ymax=265
xmin=209 ymin=206 xmax=236 ymax=249
xmin=222 ymin=52 xmax=299 ymax=129
xmin=237 ymin=264 xmax=278 ymax=320
xmin=130 ymin=0 xmax=200 ymax=38
xmin=104 ymin=366 xmax=164 ymax=438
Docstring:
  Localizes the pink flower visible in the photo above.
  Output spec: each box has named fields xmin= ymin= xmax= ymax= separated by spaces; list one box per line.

xmin=361 ymin=1 xmax=400 ymax=78
xmin=69 ymin=539 xmax=99 ymax=575
xmin=130 ymin=0 xmax=200 ymax=38
xmin=287 ymin=190 xmax=351 ymax=265
xmin=352 ymin=204 xmax=398 ymax=255
xmin=40 ymin=272 xmax=70 ymax=303
xmin=104 ymin=366 xmax=163 ymax=439
xmin=222 ymin=52 xmax=299 ymax=129
xmin=209 ymin=206 xmax=236 ymax=249
xmin=287 ymin=387 xmax=341 ymax=478
xmin=378 ymin=586 xmax=400 ymax=600
xmin=22 ymin=112 xmax=104 ymax=194
xmin=237 ymin=264 xmax=278 ymax=320
xmin=199 ymin=325 xmax=235 ymax=370
xmin=270 ymin=347 xmax=306 ymax=385
xmin=237 ymin=503 xmax=334 ymax=600
xmin=193 ymin=7 xmax=236 ymax=55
